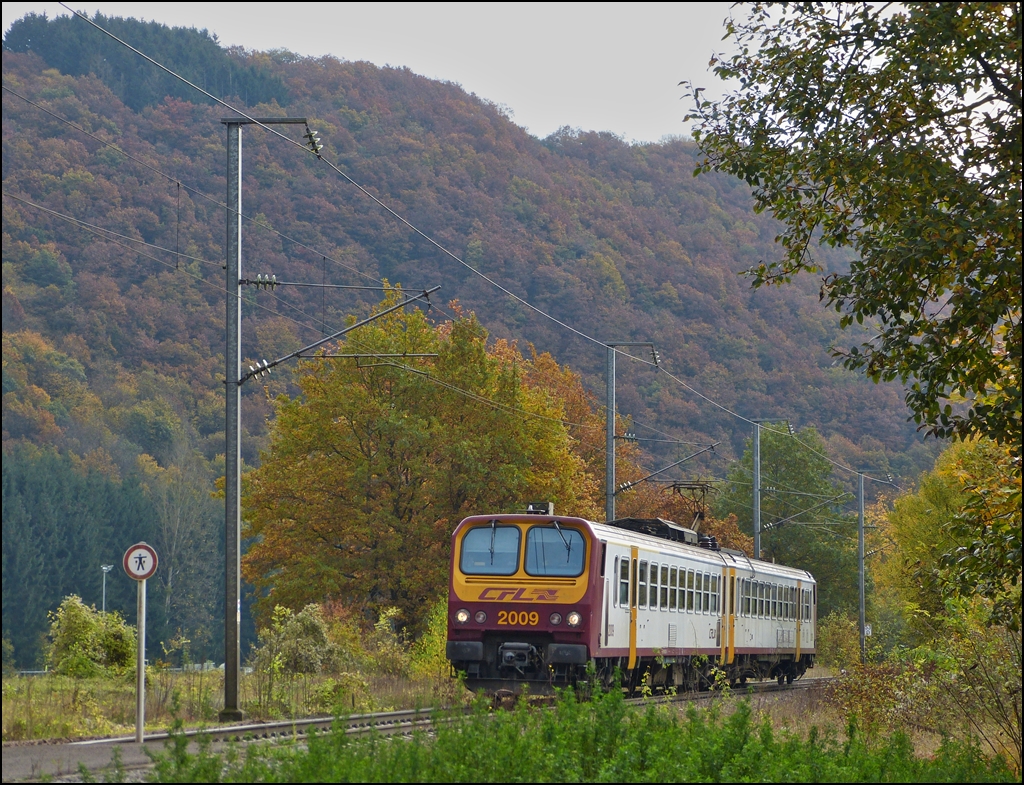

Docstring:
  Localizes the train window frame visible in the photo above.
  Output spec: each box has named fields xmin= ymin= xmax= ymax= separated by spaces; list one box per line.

xmin=695 ymin=572 xmax=704 ymax=613
xmin=638 ymin=560 xmax=648 ymax=608
xmin=523 ymin=524 xmax=586 ymax=577
xmin=618 ymin=557 xmax=629 ymax=606
xmin=459 ymin=523 xmax=522 ymax=576
xmin=669 ymin=566 xmax=678 ymax=611
xmin=703 ymin=572 xmax=711 ymax=615
xmin=771 ymin=584 xmax=777 ymax=619
xmin=660 ymin=564 xmax=669 ymax=610
xmin=686 ymin=569 xmax=695 ymax=612
xmin=711 ymin=574 xmax=719 ymax=615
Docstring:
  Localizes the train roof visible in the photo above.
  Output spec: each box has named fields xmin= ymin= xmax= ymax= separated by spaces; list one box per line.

xmin=588 ymin=519 xmax=816 ymax=583
xmin=451 ymin=513 xmax=815 ymax=583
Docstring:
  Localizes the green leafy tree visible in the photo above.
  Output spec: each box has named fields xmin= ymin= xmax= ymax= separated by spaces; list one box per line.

xmin=686 ymin=2 xmax=1021 ymax=454
xmin=714 ymin=425 xmax=859 ymax=617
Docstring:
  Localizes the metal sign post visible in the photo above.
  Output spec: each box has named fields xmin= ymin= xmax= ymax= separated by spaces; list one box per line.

xmin=123 ymin=542 xmax=158 ymax=743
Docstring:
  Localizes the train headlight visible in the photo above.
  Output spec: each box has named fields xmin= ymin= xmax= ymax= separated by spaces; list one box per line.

xmin=474 ymin=610 xmax=487 ymax=624
xmin=567 ymin=611 xmax=582 ymax=627
xmin=549 ymin=612 xmax=562 ymax=625
xmin=455 ymin=608 xmax=470 ymax=624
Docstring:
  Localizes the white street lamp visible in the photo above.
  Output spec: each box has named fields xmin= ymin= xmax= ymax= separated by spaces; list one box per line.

xmin=101 ymin=564 xmax=114 ymax=615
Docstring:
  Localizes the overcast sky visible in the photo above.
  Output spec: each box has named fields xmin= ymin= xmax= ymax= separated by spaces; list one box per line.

xmin=2 ymin=2 xmax=736 ymax=143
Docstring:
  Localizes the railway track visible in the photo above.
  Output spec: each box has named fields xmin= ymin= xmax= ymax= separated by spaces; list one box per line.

xmin=2 ymin=676 xmax=833 ymax=781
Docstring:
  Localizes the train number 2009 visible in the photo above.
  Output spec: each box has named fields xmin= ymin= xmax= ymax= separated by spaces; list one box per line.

xmin=497 ymin=610 xmax=539 ymax=626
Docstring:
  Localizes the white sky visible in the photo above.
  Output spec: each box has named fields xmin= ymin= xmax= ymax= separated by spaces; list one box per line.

xmin=2 ymin=2 xmax=735 ymax=143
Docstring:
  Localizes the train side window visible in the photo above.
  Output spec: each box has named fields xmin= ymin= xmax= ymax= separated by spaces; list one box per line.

xmin=711 ymin=574 xmax=719 ymax=614
xmin=638 ymin=561 xmax=648 ymax=607
xmin=771 ymin=584 xmax=777 ymax=619
xmin=669 ymin=566 xmax=678 ymax=610
xmin=660 ymin=565 xmax=669 ymax=609
xmin=703 ymin=573 xmax=711 ymax=614
xmin=619 ymin=558 xmax=630 ymax=606
xmin=686 ymin=569 xmax=695 ymax=611
xmin=695 ymin=572 xmax=704 ymax=612
xmin=612 ymin=557 xmax=618 ymax=607
xmin=650 ymin=563 xmax=659 ymax=610
xmin=600 ymin=542 xmax=607 ymax=578
xmin=758 ymin=583 xmax=765 ymax=617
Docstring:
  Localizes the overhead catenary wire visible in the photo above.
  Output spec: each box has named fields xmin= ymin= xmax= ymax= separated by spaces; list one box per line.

xmin=50 ymin=5 xmax=899 ymax=485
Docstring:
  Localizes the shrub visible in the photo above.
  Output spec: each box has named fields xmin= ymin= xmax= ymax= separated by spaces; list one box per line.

xmin=816 ymin=610 xmax=859 ymax=669
xmin=250 ymin=604 xmax=339 ymax=676
xmin=365 ymin=606 xmax=410 ymax=677
xmin=408 ymin=597 xmax=448 ymax=680
xmin=46 ymin=595 xmax=136 ymax=677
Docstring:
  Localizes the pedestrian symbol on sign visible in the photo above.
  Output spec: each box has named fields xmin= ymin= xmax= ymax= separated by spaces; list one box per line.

xmin=123 ymin=542 xmax=158 ymax=581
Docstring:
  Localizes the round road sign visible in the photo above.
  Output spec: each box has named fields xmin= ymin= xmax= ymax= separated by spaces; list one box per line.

xmin=123 ymin=542 xmax=158 ymax=581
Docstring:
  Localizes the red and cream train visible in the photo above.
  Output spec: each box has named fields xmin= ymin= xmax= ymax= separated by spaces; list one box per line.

xmin=446 ymin=507 xmax=816 ymax=693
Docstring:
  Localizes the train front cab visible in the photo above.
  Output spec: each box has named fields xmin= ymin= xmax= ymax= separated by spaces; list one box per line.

xmin=446 ymin=514 xmax=598 ymax=692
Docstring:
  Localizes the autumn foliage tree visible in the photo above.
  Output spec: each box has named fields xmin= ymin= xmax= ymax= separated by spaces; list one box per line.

xmin=242 ymin=294 xmax=605 ymax=631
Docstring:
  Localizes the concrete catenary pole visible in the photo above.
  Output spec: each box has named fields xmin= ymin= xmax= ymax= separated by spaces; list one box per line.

xmin=222 ymin=119 xmax=243 ymax=722
xmin=606 ymin=345 xmax=616 ymax=522
xmin=858 ymin=472 xmax=866 ymax=663
xmin=753 ymin=421 xmax=761 ymax=559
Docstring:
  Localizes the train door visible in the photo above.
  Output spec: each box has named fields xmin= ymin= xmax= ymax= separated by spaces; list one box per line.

xmin=606 ymin=548 xmax=633 ymax=654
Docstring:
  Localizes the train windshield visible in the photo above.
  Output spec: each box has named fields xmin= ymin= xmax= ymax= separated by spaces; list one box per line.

xmin=525 ymin=525 xmax=586 ymax=577
xmin=460 ymin=524 xmax=520 ymax=575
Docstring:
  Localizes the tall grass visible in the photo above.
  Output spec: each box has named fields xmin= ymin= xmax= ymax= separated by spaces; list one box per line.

xmin=1 ymin=665 xmax=460 ymax=741
xmin=149 ymin=687 xmax=1015 ymax=783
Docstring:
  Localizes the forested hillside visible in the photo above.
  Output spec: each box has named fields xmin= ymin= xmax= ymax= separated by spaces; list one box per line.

xmin=2 ymin=15 xmax=935 ymax=667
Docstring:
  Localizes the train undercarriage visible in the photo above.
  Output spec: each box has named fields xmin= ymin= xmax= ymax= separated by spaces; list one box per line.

xmin=449 ymin=634 xmax=814 ymax=695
